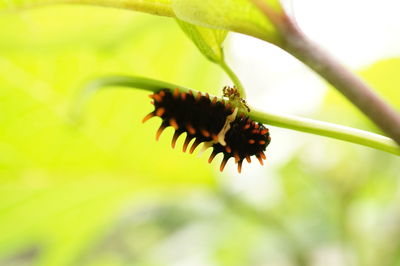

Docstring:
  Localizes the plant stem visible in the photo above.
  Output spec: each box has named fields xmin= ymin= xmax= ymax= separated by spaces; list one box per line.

xmin=75 ymin=75 xmax=400 ymax=156
xmin=220 ymin=60 xmax=246 ymax=98
xmin=250 ymin=108 xmax=400 ymax=156
xmin=282 ymin=27 xmax=400 ymax=147
xmin=71 ymin=75 xmax=188 ymax=122
xmin=250 ymin=0 xmax=400 ymax=146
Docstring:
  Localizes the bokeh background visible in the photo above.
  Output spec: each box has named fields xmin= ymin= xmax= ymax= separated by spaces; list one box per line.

xmin=0 ymin=1 xmax=400 ymax=265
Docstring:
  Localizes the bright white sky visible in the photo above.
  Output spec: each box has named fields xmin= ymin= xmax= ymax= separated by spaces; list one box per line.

xmin=221 ymin=0 xmax=400 ymax=203
xmin=229 ymin=0 xmax=400 ymax=114
xmin=290 ymin=0 xmax=400 ymax=67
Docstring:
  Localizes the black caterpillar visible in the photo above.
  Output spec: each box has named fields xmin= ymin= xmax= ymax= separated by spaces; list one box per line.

xmin=143 ymin=88 xmax=271 ymax=173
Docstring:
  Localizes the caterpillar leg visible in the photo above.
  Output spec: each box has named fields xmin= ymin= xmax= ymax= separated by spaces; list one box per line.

xmin=238 ymin=159 xmax=244 ymax=173
xmin=156 ymin=123 xmax=167 ymax=141
xmin=171 ymin=130 xmax=183 ymax=149
xmin=182 ymin=135 xmax=194 ymax=153
xmin=142 ymin=112 xmax=154 ymax=123
xmin=256 ymin=154 xmax=264 ymax=165
xmin=208 ymin=149 xmax=219 ymax=163
xmin=189 ymin=138 xmax=202 ymax=154
xmin=220 ymin=155 xmax=231 ymax=172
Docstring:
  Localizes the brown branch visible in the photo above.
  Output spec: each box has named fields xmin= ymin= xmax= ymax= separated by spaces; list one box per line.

xmin=250 ymin=0 xmax=400 ymax=146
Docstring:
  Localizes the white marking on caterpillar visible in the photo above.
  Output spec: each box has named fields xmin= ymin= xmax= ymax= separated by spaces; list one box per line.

xmin=217 ymin=107 xmax=238 ymax=146
xmin=199 ymin=107 xmax=238 ymax=155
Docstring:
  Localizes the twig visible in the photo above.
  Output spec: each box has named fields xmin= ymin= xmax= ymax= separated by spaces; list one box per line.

xmin=250 ymin=0 xmax=400 ymax=146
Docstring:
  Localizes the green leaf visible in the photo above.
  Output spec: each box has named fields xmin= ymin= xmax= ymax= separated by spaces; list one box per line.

xmin=176 ymin=19 xmax=228 ymax=63
xmin=1 ymin=0 xmax=283 ymax=45
xmin=0 ymin=0 xmax=174 ymax=16
xmin=0 ymin=8 xmax=221 ymax=265
xmin=172 ymin=0 xmax=283 ymax=44
xmin=176 ymin=20 xmax=247 ymax=97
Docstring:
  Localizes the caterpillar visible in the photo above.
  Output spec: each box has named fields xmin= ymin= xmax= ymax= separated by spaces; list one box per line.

xmin=142 ymin=88 xmax=271 ymax=173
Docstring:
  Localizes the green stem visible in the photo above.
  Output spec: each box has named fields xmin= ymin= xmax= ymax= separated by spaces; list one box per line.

xmin=71 ymin=75 xmax=188 ymax=122
xmin=81 ymin=75 xmax=188 ymax=93
xmin=250 ymin=108 xmax=400 ymax=156
xmin=219 ymin=60 xmax=246 ymax=99
xmin=74 ymin=76 xmax=400 ymax=156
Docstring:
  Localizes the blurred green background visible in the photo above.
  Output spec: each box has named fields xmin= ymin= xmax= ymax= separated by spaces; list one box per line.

xmin=0 ymin=4 xmax=400 ymax=266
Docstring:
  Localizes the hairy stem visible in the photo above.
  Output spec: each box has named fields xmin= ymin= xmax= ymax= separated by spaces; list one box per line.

xmin=250 ymin=0 xmax=400 ymax=146
xmin=74 ymin=76 xmax=400 ymax=156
